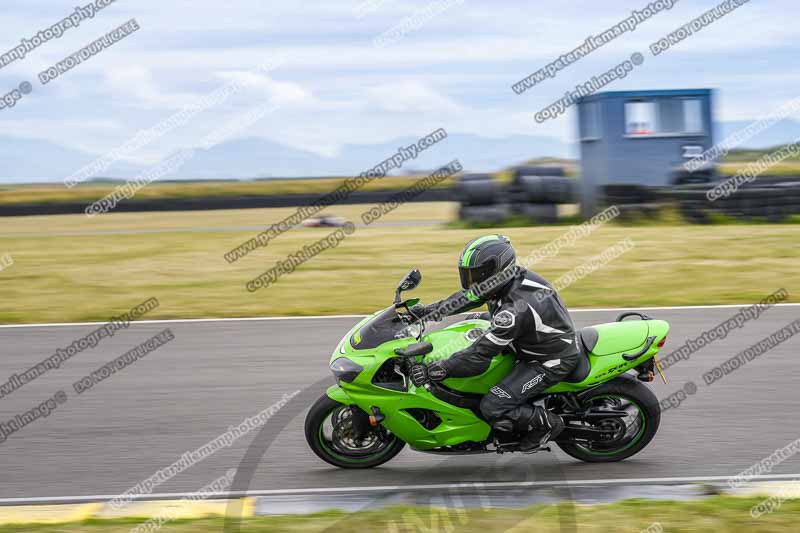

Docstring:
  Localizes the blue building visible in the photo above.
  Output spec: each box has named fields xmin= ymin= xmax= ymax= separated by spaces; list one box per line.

xmin=576 ymin=89 xmax=715 ymax=215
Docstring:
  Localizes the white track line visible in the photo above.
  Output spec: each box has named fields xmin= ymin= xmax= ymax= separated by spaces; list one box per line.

xmin=0 ymin=315 xmax=367 ymax=329
xmin=0 ymin=473 xmax=797 ymax=505
xmin=0 ymin=303 xmax=798 ymax=329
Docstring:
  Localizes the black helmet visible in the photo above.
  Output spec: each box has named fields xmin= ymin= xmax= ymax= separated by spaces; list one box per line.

xmin=458 ymin=235 xmax=516 ymax=294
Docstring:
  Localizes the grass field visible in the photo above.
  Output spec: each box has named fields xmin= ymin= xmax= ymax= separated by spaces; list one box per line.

xmin=0 ymin=157 xmax=580 ymax=208
xmin=718 ymin=161 xmax=800 ymax=176
xmin=1 ymin=498 xmax=798 ymax=532
xmin=0 ymin=202 xmax=797 ymax=324
xmin=2 ymin=202 xmax=453 ymax=234
xmin=716 ymin=147 xmax=800 ymax=176
xmin=0 ymin=174 xmax=461 ymax=207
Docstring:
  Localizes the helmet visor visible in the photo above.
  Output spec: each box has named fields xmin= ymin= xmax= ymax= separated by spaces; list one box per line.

xmin=459 ymin=260 xmax=497 ymax=291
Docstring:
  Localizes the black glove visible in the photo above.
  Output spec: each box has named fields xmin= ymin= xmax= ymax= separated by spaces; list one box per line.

xmin=410 ymin=303 xmax=427 ymax=317
xmin=429 ymin=362 xmax=447 ymax=381
xmin=419 ymin=303 xmax=445 ymax=320
xmin=410 ymin=364 xmax=428 ymax=387
xmin=410 ymin=362 xmax=447 ymax=387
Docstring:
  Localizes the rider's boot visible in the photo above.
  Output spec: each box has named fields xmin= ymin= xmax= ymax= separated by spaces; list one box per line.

xmin=517 ymin=406 xmax=564 ymax=452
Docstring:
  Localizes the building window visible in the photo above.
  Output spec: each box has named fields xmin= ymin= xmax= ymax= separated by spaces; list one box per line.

xmin=683 ymin=99 xmax=704 ymax=133
xmin=658 ymin=99 xmax=683 ymax=133
xmin=625 ymin=97 xmax=705 ymax=136
xmin=579 ymin=101 xmax=601 ymax=140
xmin=625 ymin=101 xmax=658 ymax=135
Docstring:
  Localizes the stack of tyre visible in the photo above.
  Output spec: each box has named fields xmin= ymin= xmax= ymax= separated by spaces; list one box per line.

xmin=456 ymin=167 xmax=576 ymax=224
xmin=602 ymin=184 xmax=661 ymax=220
xmin=715 ymin=182 xmax=800 ymax=222
xmin=675 ymin=179 xmax=800 ymax=224
xmin=455 ymin=173 xmax=510 ymax=223
xmin=508 ymin=166 xmax=576 ymax=223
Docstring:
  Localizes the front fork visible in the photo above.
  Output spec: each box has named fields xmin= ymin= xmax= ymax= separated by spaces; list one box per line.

xmin=350 ymin=406 xmax=372 ymax=439
xmin=326 ymin=385 xmax=377 ymax=440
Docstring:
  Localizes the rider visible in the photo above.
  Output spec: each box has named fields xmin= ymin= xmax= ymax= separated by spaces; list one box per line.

xmin=410 ymin=234 xmax=579 ymax=451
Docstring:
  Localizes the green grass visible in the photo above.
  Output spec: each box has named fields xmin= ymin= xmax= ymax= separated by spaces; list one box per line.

xmin=0 ymin=203 xmax=798 ymax=324
xmin=2 ymin=498 xmax=800 ymax=532
xmin=725 ymin=147 xmax=800 ymax=163
xmin=0 ymin=174 xmax=461 ymax=207
xmin=716 ymin=145 xmax=800 ymax=176
xmin=609 ymin=206 xmax=800 ymax=226
xmin=718 ymin=162 xmax=800 ymax=176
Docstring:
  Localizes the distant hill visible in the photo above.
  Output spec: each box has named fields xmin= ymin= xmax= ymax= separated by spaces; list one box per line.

xmin=2 ymin=118 xmax=800 ymax=184
xmin=0 ymin=132 xmax=569 ymax=184
xmin=0 ymin=137 xmax=144 ymax=183
xmin=176 ymin=132 xmax=570 ymax=179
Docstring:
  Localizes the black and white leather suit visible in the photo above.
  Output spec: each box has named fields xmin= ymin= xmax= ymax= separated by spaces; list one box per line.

xmin=424 ymin=267 xmax=579 ymax=430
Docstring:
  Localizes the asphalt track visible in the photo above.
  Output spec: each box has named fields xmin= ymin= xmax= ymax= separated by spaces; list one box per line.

xmin=0 ymin=305 xmax=799 ymax=501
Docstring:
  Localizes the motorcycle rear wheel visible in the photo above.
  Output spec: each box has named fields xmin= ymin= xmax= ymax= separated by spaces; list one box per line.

xmin=556 ymin=374 xmax=660 ymax=463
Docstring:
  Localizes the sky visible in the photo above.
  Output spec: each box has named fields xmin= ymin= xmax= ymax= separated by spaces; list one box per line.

xmin=0 ymin=0 xmax=797 ymax=175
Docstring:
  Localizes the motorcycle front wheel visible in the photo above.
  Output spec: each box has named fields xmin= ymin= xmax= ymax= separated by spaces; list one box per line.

xmin=305 ymin=395 xmax=406 ymax=469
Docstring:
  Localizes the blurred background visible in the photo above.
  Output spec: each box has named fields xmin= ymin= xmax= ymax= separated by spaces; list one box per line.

xmin=0 ymin=1 xmax=799 ymax=531
xmin=0 ymin=0 xmax=798 ymax=323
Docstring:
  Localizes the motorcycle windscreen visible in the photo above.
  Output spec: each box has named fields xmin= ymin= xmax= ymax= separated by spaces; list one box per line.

xmin=350 ymin=306 xmax=407 ymax=350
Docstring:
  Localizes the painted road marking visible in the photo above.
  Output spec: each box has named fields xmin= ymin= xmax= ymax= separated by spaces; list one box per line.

xmin=1 ymin=303 xmax=798 ymax=329
xmin=1 ymin=474 xmax=799 ymax=505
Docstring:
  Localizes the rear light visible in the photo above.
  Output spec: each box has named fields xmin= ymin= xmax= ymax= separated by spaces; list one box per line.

xmin=657 ymin=337 xmax=667 ymax=348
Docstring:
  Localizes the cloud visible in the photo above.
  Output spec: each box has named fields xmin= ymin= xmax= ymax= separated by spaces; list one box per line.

xmin=101 ymin=65 xmax=197 ymax=109
xmin=215 ymin=70 xmax=316 ymax=106
xmin=364 ymin=80 xmax=464 ymax=113
xmin=0 ymin=0 xmax=797 ymax=178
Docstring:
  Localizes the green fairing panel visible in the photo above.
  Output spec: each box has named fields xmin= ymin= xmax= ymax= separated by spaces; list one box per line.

xmin=424 ymin=320 xmax=515 ymax=394
xmin=327 ymin=374 xmax=492 ymax=450
xmin=326 ymin=384 xmax=353 ymax=404
xmin=328 ymin=319 xmax=494 ymax=450
xmin=546 ymin=319 xmax=670 ymax=392
xmin=434 ymin=319 xmax=669 ymax=394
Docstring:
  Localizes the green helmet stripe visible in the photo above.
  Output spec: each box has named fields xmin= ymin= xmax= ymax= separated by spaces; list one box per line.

xmin=460 ymin=235 xmax=501 ymax=267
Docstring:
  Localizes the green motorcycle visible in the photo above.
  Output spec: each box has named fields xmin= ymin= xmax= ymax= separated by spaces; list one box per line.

xmin=305 ymin=269 xmax=669 ymax=468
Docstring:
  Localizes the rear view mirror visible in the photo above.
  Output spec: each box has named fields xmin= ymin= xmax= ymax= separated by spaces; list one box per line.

xmin=395 ymin=269 xmax=422 ymax=304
